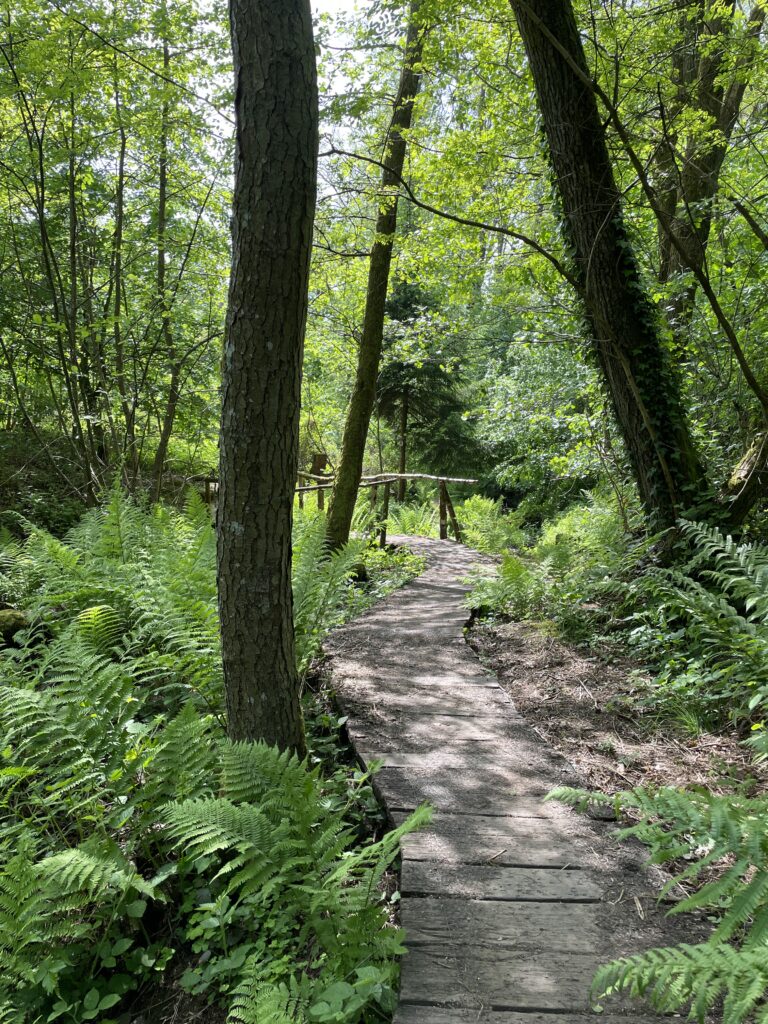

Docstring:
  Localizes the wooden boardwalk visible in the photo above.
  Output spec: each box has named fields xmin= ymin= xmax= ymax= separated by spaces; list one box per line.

xmin=327 ymin=538 xmax=693 ymax=1023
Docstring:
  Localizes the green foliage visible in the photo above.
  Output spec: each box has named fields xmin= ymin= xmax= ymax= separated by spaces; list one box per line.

xmin=0 ymin=490 xmax=426 ymax=1022
xmin=455 ymin=494 xmax=524 ymax=554
xmin=550 ymin=782 xmax=768 ymax=1023
xmin=468 ymin=490 xmax=644 ymax=637
xmin=625 ymin=520 xmax=768 ymax=732
xmin=293 ymin=511 xmax=366 ymax=677
xmin=386 ymin=501 xmax=439 ymax=538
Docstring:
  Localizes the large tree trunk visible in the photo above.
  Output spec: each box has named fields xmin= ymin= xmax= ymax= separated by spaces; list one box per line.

xmin=151 ymin=22 xmax=177 ymax=502
xmin=218 ymin=0 xmax=318 ymax=753
xmin=511 ymin=0 xmax=710 ymax=530
xmin=325 ymin=3 xmax=425 ymax=549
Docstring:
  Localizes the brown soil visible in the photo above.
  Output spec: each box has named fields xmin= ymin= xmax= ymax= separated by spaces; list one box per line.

xmin=469 ymin=619 xmax=765 ymax=799
xmin=129 ymin=983 xmax=226 ymax=1024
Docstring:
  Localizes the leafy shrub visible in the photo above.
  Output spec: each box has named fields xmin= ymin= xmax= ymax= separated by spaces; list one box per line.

xmin=550 ymin=782 xmax=768 ymax=1024
xmin=469 ymin=552 xmax=545 ymax=619
xmin=386 ymin=501 xmax=438 ymax=538
xmin=455 ymin=494 xmax=524 ymax=554
xmin=467 ymin=490 xmax=644 ymax=636
xmin=624 ymin=520 xmax=768 ymax=732
xmin=0 ymin=490 xmax=426 ymax=1022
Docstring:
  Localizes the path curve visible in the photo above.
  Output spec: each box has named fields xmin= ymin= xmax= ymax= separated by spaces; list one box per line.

xmin=327 ymin=538 xmax=693 ymax=1023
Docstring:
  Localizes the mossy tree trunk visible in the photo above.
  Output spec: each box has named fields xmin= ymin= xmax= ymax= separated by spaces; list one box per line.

xmin=511 ymin=0 xmax=711 ymax=530
xmin=218 ymin=0 xmax=318 ymax=754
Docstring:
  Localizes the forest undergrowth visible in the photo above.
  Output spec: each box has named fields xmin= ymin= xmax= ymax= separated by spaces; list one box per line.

xmin=0 ymin=489 xmax=427 ymax=1024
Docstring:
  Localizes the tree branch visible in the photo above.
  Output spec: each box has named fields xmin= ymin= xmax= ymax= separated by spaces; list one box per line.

xmin=321 ymin=145 xmax=582 ymax=293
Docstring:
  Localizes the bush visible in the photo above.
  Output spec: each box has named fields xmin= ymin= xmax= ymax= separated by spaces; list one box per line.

xmin=467 ymin=490 xmax=644 ymax=637
xmin=455 ymin=495 xmax=524 ymax=554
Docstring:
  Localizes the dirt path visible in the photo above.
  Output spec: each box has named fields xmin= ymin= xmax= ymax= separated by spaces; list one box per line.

xmin=327 ymin=538 xmax=700 ymax=1023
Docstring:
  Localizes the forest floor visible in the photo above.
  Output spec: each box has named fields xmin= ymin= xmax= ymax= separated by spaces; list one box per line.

xmin=468 ymin=621 xmax=764 ymax=800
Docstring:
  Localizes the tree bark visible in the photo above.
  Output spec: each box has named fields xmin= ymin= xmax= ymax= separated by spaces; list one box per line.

xmin=151 ymin=19 xmax=178 ymax=501
xmin=325 ymin=3 xmax=426 ymax=549
xmin=657 ymin=3 xmax=766 ymax=350
xmin=218 ymin=0 xmax=318 ymax=753
xmin=511 ymin=0 xmax=709 ymax=529
xmin=398 ymin=387 xmax=409 ymax=502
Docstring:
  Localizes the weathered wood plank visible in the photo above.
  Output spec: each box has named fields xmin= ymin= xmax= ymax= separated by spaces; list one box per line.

xmin=399 ymin=946 xmax=603 ymax=1010
xmin=394 ymin=1008 xmax=658 ymax=1024
xmin=395 ymin=812 xmax=586 ymax=867
xmin=402 ymin=898 xmax=601 ymax=952
xmin=334 ymin=667 xmax=501 ymax=689
xmin=360 ymin=746 xmax=577 ymax=789
xmin=341 ymin=684 xmax=511 ymax=718
xmin=347 ymin=713 xmax=539 ymax=751
xmin=374 ymin=766 xmax=554 ymax=816
xmin=401 ymin=862 xmax=602 ymax=902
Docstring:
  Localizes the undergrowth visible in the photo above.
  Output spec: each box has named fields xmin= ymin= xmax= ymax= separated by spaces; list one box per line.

xmin=0 ymin=490 xmax=427 ymax=1023
xmin=468 ymin=489 xmax=648 ymax=638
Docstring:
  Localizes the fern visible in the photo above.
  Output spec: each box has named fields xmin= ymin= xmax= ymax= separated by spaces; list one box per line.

xmin=622 ymin=519 xmax=768 ymax=729
xmin=0 ymin=490 xmax=425 ymax=1021
xmin=551 ymin=783 xmax=768 ymax=1022
xmin=386 ymin=501 xmax=438 ymax=538
xmin=229 ymin=978 xmax=306 ymax=1024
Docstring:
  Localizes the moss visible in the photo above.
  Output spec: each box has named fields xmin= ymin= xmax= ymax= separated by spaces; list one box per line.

xmin=0 ymin=609 xmax=28 ymax=643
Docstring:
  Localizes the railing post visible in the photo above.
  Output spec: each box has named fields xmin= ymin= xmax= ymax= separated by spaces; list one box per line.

xmin=311 ymin=452 xmax=328 ymax=510
xmin=444 ymin=484 xmax=462 ymax=543
xmin=439 ymin=480 xmax=448 ymax=540
xmin=379 ymin=481 xmax=391 ymax=548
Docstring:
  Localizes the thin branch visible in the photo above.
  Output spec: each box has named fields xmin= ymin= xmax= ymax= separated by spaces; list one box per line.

xmin=321 ymin=146 xmax=582 ymax=293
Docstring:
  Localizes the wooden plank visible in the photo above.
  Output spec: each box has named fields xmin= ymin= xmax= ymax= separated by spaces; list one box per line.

xmin=373 ymin=766 xmax=554 ymax=816
xmin=334 ymin=665 xmax=500 ymax=688
xmin=399 ymin=946 xmax=603 ymax=1010
xmin=342 ymin=684 xmax=512 ymax=718
xmin=394 ymin=1008 xmax=659 ymax=1024
xmin=337 ymin=621 xmax=462 ymax=641
xmin=346 ymin=713 xmax=535 ymax=751
xmin=358 ymin=745 xmax=577 ymax=784
xmin=401 ymin=862 xmax=602 ymax=902
xmin=395 ymin=812 xmax=586 ymax=868
xmin=402 ymin=898 xmax=601 ymax=952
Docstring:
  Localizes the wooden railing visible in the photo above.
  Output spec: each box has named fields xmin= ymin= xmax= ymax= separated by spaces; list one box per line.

xmin=193 ymin=470 xmax=477 ymax=546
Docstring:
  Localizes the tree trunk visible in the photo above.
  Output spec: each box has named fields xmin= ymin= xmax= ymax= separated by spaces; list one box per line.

xmin=218 ymin=0 xmax=317 ymax=753
xmin=325 ymin=3 xmax=426 ymax=549
xmin=656 ymin=3 xmax=766 ymax=352
xmin=398 ymin=387 xmax=409 ymax=502
xmin=151 ymin=23 xmax=177 ymax=501
xmin=511 ymin=0 xmax=710 ymax=530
